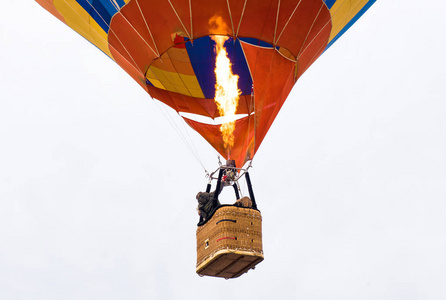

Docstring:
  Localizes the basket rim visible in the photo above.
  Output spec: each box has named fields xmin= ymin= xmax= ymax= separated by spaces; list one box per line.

xmin=197 ymin=204 xmax=261 ymax=227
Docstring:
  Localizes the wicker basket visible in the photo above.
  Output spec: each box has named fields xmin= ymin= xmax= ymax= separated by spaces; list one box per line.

xmin=196 ymin=205 xmax=263 ymax=279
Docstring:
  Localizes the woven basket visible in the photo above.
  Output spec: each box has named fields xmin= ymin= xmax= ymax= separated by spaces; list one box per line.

xmin=196 ymin=205 xmax=263 ymax=279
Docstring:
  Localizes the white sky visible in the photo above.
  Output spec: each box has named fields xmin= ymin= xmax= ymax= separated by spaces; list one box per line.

xmin=1 ymin=1 xmax=446 ymax=299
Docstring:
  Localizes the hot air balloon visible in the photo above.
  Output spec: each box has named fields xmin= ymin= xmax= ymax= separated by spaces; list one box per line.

xmin=36 ymin=0 xmax=376 ymax=279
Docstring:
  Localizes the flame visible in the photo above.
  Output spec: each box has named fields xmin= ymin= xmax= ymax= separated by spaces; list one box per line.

xmin=212 ymin=34 xmax=241 ymax=152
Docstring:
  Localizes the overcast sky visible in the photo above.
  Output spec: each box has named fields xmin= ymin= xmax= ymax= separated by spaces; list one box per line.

xmin=1 ymin=1 xmax=446 ymax=299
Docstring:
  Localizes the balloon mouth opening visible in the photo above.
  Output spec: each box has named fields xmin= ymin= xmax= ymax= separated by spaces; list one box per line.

xmin=145 ymin=34 xmax=295 ymax=97
xmin=179 ymin=112 xmax=253 ymax=125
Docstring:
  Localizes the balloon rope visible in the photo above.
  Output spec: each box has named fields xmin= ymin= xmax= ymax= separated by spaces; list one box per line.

xmin=150 ymin=97 xmax=208 ymax=173
xmin=235 ymin=0 xmax=248 ymax=38
xmin=134 ymin=0 xmax=160 ymax=57
xmin=177 ymin=112 xmax=212 ymax=173
xmin=59 ymin=0 xmax=206 ymax=173
xmin=118 ymin=6 xmax=160 ymax=57
xmin=297 ymin=0 xmax=366 ymax=61
xmin=275 ymin=0 xmax=304 ymax=46
xmin=82 ymin=0 xmax=160 ymax=58
xmin=297 ymin=0 xmax=367 ymax=77
xmin=57 ymin=0 xmax=143 ymax=76
xmin=295 ymin=3 xmax=324 ymax=58
xmin=226 ymin=0 xmax=235 ymax=36
xmin=109 ymin=0 xmax=120 ymax=11
xmin=189 ymin=0 xmax=193 ymax=38
xmin=273 ymin=0 xmax=281 ymax=46
xmin=167 ymin=0 xmax=192 ymax=40
xmin=67 ymin=0 xmax=147 ymax=71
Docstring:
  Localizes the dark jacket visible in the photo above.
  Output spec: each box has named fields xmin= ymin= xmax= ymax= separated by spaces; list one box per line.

xmin=197 ymin=191 xmax=221 ymax=221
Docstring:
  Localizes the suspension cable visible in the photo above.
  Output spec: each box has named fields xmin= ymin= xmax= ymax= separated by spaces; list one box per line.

xmin=149 ymin=96 xmax=208 ymax=174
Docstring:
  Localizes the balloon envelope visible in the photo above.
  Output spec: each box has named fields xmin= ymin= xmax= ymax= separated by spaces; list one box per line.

xmin=36 ymin=0 xmax=375 ymax=167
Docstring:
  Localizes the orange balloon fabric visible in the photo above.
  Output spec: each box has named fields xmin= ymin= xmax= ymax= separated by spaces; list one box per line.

xmin=36 ymin=0 xmax=376 ymax=167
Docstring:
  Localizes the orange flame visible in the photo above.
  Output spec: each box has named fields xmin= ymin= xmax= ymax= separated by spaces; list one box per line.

xmin=211 ymin=32 xmax=241 ymax=152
